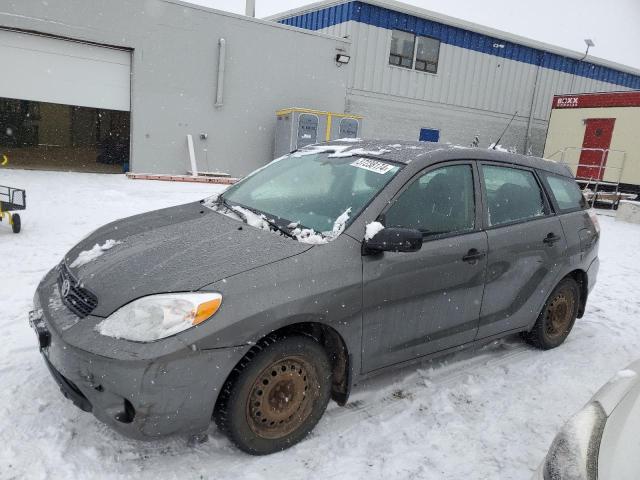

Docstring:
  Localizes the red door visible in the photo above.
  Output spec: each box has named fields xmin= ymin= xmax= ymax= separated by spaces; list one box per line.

xmin=577 ymin=118 xmax=616 ymax=180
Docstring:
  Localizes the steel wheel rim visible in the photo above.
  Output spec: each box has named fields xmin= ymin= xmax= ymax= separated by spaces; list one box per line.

xmin=246 ymin=356 xmax=319 ymax=439
xmin=545 ymin=291 xmax=574 ymax=338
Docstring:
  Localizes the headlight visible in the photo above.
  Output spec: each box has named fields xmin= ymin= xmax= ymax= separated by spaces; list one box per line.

xmin=543 ymin=402 xmax=607 ymax=480
xmin=96 ymin=293 xmax=222 ymax=342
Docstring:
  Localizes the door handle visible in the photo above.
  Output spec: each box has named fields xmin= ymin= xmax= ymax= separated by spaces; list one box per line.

xmin=543 ymin=233 xmax=562 ymax=246
xmin=462 ymin=248 xmax=486 ymax=264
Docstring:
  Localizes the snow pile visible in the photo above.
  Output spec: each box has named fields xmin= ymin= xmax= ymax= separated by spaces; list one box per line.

xmin=201 ymin=194 xmax=220 ymax=209
xmin=334 ymin=137 xmax=362 ymax=142
xmin=210 ymin=198 xmax=352 ymax=245
xmin=292 ymin=145 xmax=352 ymax=157
xmin=69 ymin=239 xmax=121 ymax=268
xmin=329 ymin=147 xmax=391 ymax=158
xmin=365 ymin=221 xmax=385 ymax=240
xmin=289 ymin=227 xmax=329 ymax=245
xmin=231 ymin=206 xmax=271 ymax=231
xmin=331 ymin=207 xmax=351 ymax=237
xmin=617 ymin=369 xmax=637 ymax=379
xmin=488 ymin=143 xmax=517 ymax=153
xmin=289 ymin=207 xmax=352 ymax=245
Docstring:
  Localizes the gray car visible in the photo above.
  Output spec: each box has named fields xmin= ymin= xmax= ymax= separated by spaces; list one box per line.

xmin=30 ymin=141 xmax=600 ymax=455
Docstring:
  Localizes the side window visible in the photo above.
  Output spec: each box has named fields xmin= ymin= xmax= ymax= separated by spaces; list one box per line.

xmin=384 ymin=165 xmax=475 ymax=236
xmin=389 ymin=30 xmax=415 ymax=68
xmin=542 ymin=172 xmax=588 ymax=212
xmin=482 ymin=165 xmax=546 ymax=227
xmin=389 ymin=30 xmax=441 ymax=73
xmin=415 ymin=36 xmax=440 ymax=73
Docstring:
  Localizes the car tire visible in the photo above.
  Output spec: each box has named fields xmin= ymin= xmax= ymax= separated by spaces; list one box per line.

xmin=214 ymin=334 xmax=332 ymax=455
xmin=11 ymin=214 xmax=21 ymax=234
xmin=523 ymin=277 xmax=580 ymax=350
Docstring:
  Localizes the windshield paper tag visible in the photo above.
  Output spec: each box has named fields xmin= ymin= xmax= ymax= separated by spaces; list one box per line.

xmin=350 ymin=158 xmax=393 ymax=174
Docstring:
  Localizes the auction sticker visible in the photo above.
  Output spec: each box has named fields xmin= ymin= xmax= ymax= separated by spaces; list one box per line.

xmin=350 ymin=158 xmax=394 ymax=174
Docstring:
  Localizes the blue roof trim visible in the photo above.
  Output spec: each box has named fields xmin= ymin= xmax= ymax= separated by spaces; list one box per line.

xmin=278 ymin=1 xmax=640 ymax=90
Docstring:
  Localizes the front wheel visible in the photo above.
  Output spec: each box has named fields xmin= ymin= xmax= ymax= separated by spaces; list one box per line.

xmin=215 ymin=335 xmax=332 ymax=455
xmin=523 ymin=277 xmax=580 ymax=350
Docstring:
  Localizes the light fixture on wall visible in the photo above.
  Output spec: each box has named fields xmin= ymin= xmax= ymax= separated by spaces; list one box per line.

xmin=335 ymin=54 xmax=351 ymax=65
xmin=581 ymin=39 xmax=595 ymax=60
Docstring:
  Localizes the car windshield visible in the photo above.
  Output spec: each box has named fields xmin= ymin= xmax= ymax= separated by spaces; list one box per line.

xmin=219 ymin=152 xmax=401 ymax=240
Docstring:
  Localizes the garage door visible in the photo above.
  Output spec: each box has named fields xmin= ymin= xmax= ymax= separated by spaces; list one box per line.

xmin=0 ymin=29 xmax=130 ymax=111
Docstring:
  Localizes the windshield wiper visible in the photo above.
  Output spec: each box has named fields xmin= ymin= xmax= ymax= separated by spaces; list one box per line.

xmin=217 ymin=195 xmax=247 ymax=222
xmin=261 ymin=216 xmax=297 ymax=239
xmin=217 ymin=196 xmax=296 ymax=239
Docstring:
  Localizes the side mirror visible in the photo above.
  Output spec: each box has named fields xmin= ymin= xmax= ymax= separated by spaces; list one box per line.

xmin=363 ymin=227 xmax=423 ymax=253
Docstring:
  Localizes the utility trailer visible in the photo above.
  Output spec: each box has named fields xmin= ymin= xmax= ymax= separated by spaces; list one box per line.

xmin=0 ymin=185 xmax=26 ymax=233
xmin=544 ymin=91 xmax=640 ymax=203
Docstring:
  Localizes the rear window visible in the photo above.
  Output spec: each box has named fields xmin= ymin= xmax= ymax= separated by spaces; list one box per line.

xmin=481 ymin=165 xmax=546 ymax=227
xmin=542 ymin=173 xmax=587 ymax=212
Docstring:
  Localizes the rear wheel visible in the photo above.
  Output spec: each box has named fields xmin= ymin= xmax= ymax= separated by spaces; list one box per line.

xmin=11 ymin=213 xmax=21 ymax=234
xmin=215 ymin=335 xmax=331 ymax=455
xmin=523 ymin=277 xmax=580 ymax=350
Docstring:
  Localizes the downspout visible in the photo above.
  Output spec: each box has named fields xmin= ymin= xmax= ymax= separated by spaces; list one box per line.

xmin=215 ymin=38 xmax=226 ymax=108
xmin=524 ymin=52 xmax=543 ymax=155
xmin=245 ymin=0 xmax=256 ymax=17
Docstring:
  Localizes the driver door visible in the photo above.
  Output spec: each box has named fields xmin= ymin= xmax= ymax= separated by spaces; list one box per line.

xmin=361 ymin=161 xmax=488 ymax=372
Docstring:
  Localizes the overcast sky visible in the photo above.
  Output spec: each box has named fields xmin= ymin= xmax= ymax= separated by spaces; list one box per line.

xmin=189 ymin=0 xmax=640 ymax=70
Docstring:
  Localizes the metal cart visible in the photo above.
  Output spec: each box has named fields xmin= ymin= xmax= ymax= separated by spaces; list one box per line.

xmin=0 ymin=185 xmax=26 ymax=233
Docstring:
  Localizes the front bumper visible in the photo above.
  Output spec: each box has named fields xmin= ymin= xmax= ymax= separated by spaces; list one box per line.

xmin=31 ymin=269 xmax=250 ymax=440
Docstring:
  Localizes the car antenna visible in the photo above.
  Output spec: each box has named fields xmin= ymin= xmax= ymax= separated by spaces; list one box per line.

xmin=492 ymin=111 xmax=518 ymax=150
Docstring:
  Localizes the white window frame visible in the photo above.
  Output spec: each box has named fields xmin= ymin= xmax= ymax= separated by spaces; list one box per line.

xmin=388 ymin=30 xmax=441 ymax=75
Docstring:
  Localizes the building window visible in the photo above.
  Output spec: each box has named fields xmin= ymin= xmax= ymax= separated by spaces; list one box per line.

xmin=389 ymin=30 xmax=441 ymax=73
xmin=415 ymin=36 xmax=440 ymax=73
xmin=389 ymin=29 xmax=415 ymax=68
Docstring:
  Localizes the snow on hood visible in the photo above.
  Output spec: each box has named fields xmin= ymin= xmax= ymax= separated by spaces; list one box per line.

xmin=69 ymin=239 xmax=121 ymax=268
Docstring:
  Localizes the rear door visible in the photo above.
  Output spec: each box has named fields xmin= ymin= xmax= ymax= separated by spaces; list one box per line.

xmin=476 ymin=163 xmax=567 ymax=339
xmin=361 ymin=161 xmax=488 ymax=372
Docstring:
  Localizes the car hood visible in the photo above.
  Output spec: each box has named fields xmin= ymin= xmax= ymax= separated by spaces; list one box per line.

xmin=63 ymin=201 xmax=311 ymax=317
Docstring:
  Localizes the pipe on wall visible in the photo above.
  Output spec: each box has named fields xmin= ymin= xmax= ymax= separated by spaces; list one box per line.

xmin=524 ymin=52 xmax=544 ymax=155
xmin=215 ymin=38 xmax=226 ymax=107
xmin=245 ymin=0 xmax=255 ymax=17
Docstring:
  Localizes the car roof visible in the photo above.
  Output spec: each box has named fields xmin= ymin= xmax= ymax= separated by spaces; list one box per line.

xmin=297 ymin=140 xmax=573 ymax=178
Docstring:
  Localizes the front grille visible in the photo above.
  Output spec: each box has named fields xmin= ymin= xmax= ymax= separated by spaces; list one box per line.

xmin=57 ymin=263 xmax=98 ymax=318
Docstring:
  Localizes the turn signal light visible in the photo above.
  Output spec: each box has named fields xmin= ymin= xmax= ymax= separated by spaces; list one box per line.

xmin=193 ymin=297 xmax=222 ymax=325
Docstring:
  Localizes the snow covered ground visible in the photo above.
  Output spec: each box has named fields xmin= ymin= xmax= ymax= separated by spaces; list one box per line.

xmin=2 ymin=169 xmax=640 ymax=480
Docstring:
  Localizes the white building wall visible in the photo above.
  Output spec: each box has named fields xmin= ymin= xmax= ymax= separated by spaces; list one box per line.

xmin=0 ymin=0 xmax=351 ymax=176
xmin=318 ymin=21 xmax=631 ymax=156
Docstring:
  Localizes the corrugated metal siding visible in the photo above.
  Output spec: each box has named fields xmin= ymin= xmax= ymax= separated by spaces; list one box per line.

xmin=325 ymin=22 xmax=539 ymax=116
xmin=322 ymin=22 xmax=632 ymax=121
xmin=279 ymin=1 xmax=640 ymax=90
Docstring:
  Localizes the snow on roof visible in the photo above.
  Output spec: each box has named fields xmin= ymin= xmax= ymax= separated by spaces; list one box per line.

xmin=295 ymin=139 xmax=573 ymax=177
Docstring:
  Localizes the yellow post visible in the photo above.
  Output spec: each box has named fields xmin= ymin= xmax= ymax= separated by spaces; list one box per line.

xmin=325 ymin=113 xmax=332 ymax=142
